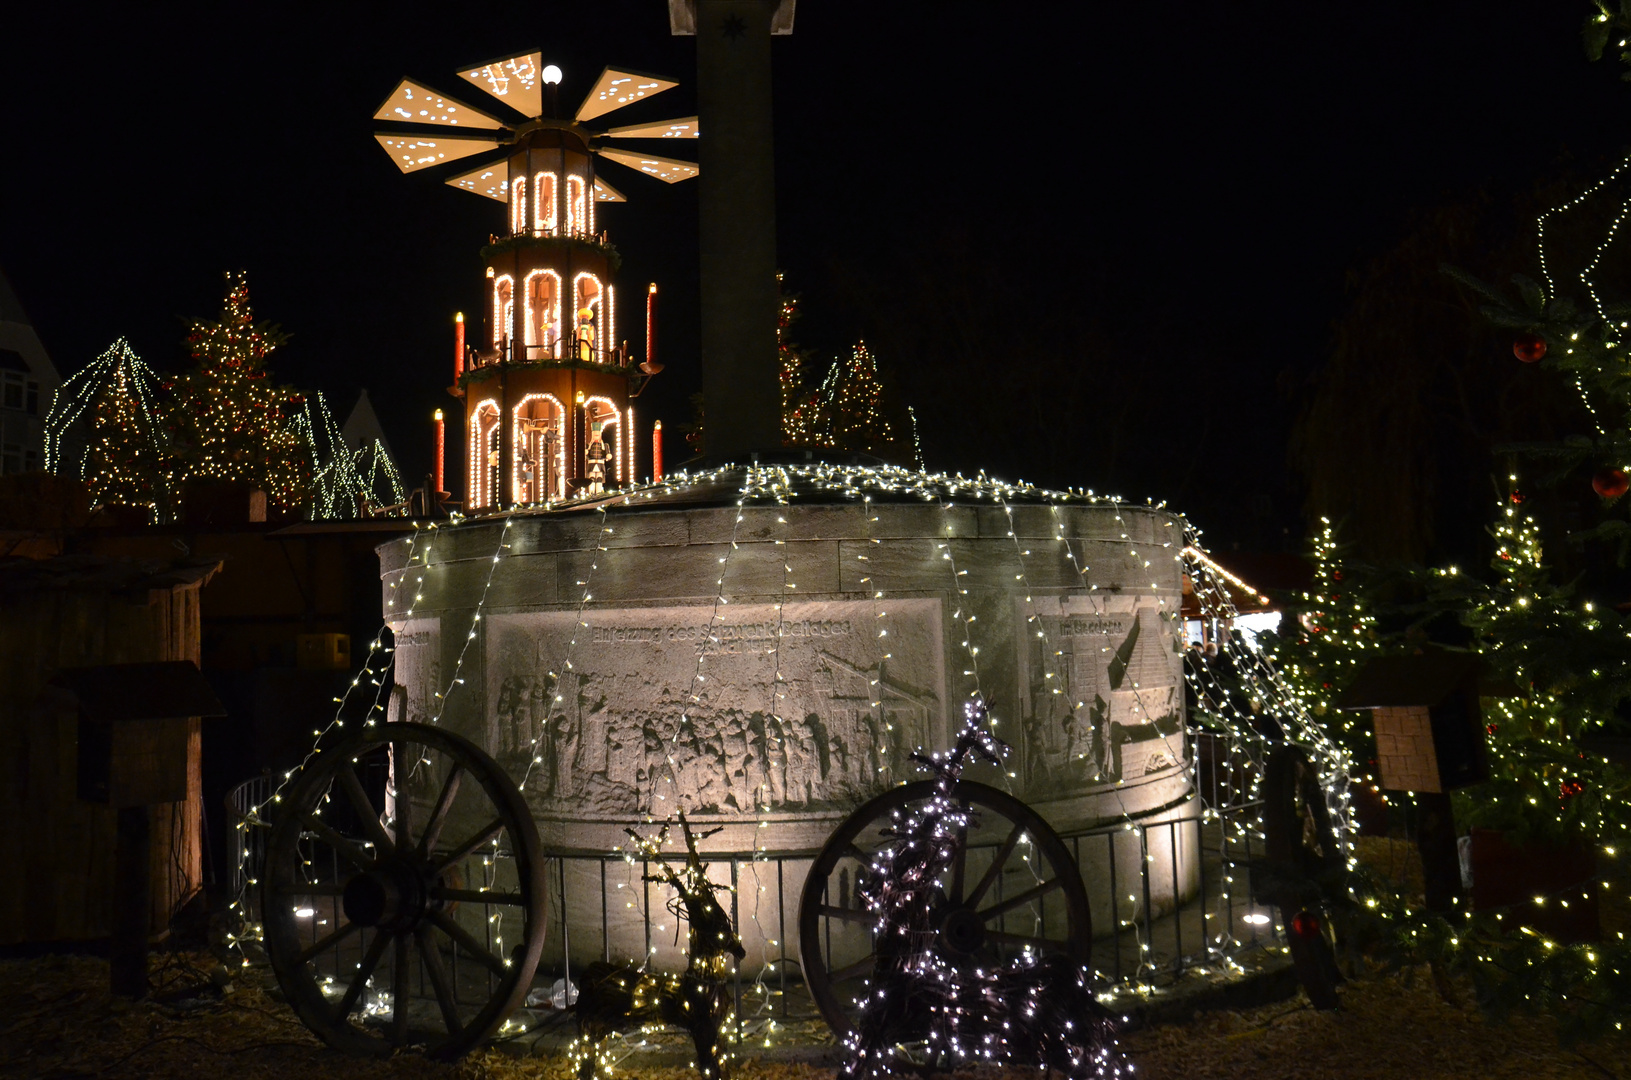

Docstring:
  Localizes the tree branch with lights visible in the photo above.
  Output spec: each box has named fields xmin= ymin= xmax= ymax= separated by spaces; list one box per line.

xmin=840 ymin=701 xmax=1126 ymax=1080
xmin=572 ymin=814 xmax=745 ymax=1080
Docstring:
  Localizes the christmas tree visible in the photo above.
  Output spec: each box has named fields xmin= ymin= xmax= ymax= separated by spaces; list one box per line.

xmin=682 ymin=280 xmax=905 ymax=459
xmin=809 ymin=341 xmax=899 ymax=457
xmin=1265 ymin=519 xmax=1383 ymax=771
xmin=1299 ymin=10 xmax=1631 ymax=1035
xmin=43 ymin=338 xmax=169 ymax=521
xmin=292 ymin=391 xmax=407 ymax=518
xmin=166 ymin=272 xmax=308 ymax=509
xmin=1420 ymin=485 xmax=1631 ymax=847
xmin=777 ymin=274 xmax=819 ymax=445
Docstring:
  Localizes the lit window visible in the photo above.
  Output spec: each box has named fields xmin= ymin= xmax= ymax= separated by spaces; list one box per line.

xmin=469 ymin=401 xmax=501 ymax=508
xmin=511 ymin=177 xmax=527 ymax=235
xmin=566 ymin=175 xmax=587 ymax=236
xmin=493 ymin=275 xmax=515 ymax=352
xmin=534 ymin=172 xmax=558 ymax=235
xmin=524 ymin=270 xmax=560 ymax=359
xmin=574 ymin=273 xmax=602 ymax=363
xmin=512 ymin=394 xmax=565 ymax=503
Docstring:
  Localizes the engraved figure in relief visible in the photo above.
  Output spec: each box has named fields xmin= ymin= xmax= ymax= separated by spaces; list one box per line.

xmin=496 ymin=676 xmax=527 ymax=757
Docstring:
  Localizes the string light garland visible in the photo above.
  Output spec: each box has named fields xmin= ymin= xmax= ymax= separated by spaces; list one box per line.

xmin=236 ymin=460 xmax=1354 ymax=1068
xmin=1262 ymin=482 xmax=1631 ymax=1037
xmin=776 ymin=275 xmax=817 ymax=445
xmin=572 ymin=815 xmax=745 ymax=1080
xmin=840 ymin=701 xmax=1128 ymax=1080
xmin=1299 ymin=69 xmax=1631 ymax=1034
xmin=166 ymin=272 xmax=309 ymax=509
xmin=43 ymin=274 xmax=406 ymax=521
xmin=1263 ymin=518 xmax=1382 ymax=779
xmin=42 ymin=337 xmax=169 ymax=521
xmin=807 ymin=342 xmax=900 ymax=457
xmin=291 ymin=390 xmax=408 ymax=519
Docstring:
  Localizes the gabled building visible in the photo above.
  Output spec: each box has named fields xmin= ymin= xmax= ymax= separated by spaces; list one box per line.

xmin=0 ymin=268 xmax=61 ymax=474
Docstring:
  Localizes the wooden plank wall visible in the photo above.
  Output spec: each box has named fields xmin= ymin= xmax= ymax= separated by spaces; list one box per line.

xmin=0 ymin=581 xmax=206 ymax=945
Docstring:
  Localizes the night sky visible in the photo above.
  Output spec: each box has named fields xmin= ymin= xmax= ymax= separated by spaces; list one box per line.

xmin=2 ymin=1 xmax=1625 ymax=546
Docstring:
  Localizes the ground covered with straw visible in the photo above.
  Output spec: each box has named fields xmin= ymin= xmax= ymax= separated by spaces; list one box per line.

xmin=0 ymin=949 xmax=1624 ymax=1080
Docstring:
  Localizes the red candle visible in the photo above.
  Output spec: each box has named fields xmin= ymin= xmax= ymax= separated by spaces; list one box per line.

xmin=646 ymin=283 xmax=657 ymax=370
xmin=652 ymin=419 xmax=663 ymax=481
xmin=433 ymin=409 xmax=445 ymax=497
xmin=454 ymin=312 xmax=465 ymax=380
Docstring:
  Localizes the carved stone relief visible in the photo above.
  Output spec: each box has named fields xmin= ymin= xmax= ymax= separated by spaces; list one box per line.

xmin=1017 ymin=597 xmax=1185 ymax=792
xmin=388 ymin=618 xmax=441 ymax=727
xmin=485 ymin=599 xmax=945 ymax=817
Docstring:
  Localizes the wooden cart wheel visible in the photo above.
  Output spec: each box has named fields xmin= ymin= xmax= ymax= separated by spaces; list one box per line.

xmin=1263 ymin=744 xmax=1345 ymax=1010
xmin=262 ymin=722 xmax=546 ymax=1059
xmin=798 ymin=779 xmax=1092 ymax=1041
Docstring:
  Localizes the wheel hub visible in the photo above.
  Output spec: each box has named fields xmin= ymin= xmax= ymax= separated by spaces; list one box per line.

xmin=937 ymin=905 xmax=986 ymax=958
xmin=342 ymin=863 xmax=430 ymax=932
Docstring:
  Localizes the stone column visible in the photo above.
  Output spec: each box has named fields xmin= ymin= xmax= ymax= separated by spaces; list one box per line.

xmin=692 ymin=0 xmax=784 ymax=459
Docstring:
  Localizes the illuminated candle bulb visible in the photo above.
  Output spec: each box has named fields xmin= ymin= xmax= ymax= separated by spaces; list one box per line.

xmin=433 ymin=409 xmax=445 ymax=499
xmin=653 ymin=419 xmax=663 ymax=481
xmin=642 ymin=283 xmax=663 ymax=374
xmin=454 ymin=312 xmax=465 ymax=380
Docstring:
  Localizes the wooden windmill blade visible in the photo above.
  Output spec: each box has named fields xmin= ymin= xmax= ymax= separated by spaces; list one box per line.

xmin=592 ymin=176 xmax=627 ymax=203
xmin=594 ymin=147 xmax=699 ymax=183
xmin=373 ymin=79 xmax=506 ymax=130
xmin=458 ymin=50 xmax=546 ymax=119
xmin=574 ymin=67 xmax=678 ymax=123
xmin=373 ymin=133 xmax=502 ymax=174
xmin=601 ymin=116 xmax=698 ymax=139
xmin=445 ymin=159 xmax=511 ymax=202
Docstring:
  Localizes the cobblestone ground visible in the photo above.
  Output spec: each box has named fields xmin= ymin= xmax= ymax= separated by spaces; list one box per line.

xmin=0 ymin=951 xmax=1621 ymax=1080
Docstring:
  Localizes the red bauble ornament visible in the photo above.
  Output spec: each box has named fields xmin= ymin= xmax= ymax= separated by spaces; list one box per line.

xmin=1290 ymin=911 xmax=1322 ymax=939
xmin=1513 ymin=332 xmax=1546 ymax=363
xmin=1593 ymin=467 xmax=1629 ymax=499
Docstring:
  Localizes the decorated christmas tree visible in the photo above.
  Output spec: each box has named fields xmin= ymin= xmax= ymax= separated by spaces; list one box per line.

xmin=1265 ymin=519 xmax=1382 ymax=770
xmin=166 ymin=272 xmax=308 ymax=509
xmin=292 ymin=391 xmax=407 ymax=518
xmin=777 ymin=274 xmax=818 ymax=445
xmin=1299 ymin=11 xmax=1631 ymax=1035
xmin=1423 ymin=485 xmax=1631 ymax=846
xmin=809 ymin=341 xmax=899 ymax=457
xmin=43 ymin=338 xmax=169 ymax=521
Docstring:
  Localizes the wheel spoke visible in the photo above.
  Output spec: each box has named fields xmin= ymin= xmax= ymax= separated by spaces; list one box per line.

xmin=417 ymin=763 xmax=465 ymax=859
xmin=984 ymin=929 xmax=1061 ymax=952
xmin=273 ymin=881 xmax=346 ymax=897
xmin=430 ymin=818 xmax=505 ymax=876
xmin=430 ymin=887 xmax=526 ymax=906
xmin=428 ymin=909 xmax=508 ymax=978
xmin=392 ymin=738 xmax=414 ymax=852
xmin=335 ymin=930 xmax=390 ymax=1023
xmin=818 ymin=904 xmax=874 ymax=925
xmin=965 ymin=823 xmax=1024 ymax=908
xmin=300 ymin=813 xmax=376 ymax=871
xmin=298 ymin=920 xmax=360 ymax=964
xmin=829 ymin=954 xmax=875 ymax=983
xmin=980 ymin=878 xmax=1061 ymax=921
xmin=948 ymin=808 xmax=969 ymax=904
xmin=336 ymin=765 xmax=394 ymax=853
xmin=391 ymin=932 xmax=411 ymax=1043
xmin=417 ymin=925 xmax=463 ymax=1036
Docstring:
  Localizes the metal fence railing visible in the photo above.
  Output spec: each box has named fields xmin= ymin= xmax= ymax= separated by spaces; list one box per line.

xmin=229 ymin=728 xmax=1283 ymax=1031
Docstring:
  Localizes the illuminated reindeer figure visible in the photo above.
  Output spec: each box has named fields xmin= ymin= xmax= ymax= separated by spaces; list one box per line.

xmin=573 ymin=813 xmax=745 ymax=1080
